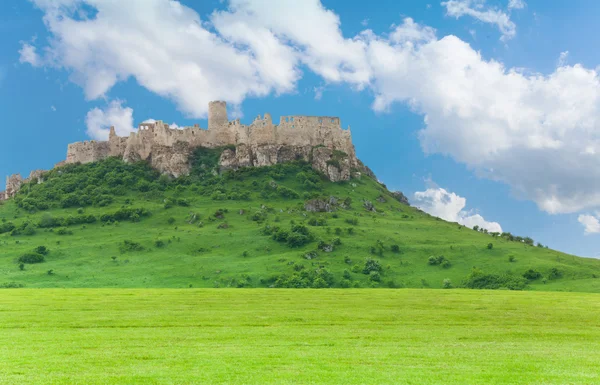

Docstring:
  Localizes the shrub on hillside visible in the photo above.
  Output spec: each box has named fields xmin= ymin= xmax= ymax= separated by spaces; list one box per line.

xmin=523 ymin=269 xmax=542 ymax=280
xmin=56 ymin=228 xmax=73 ymax=236
xmin=463 ymin=268 xmax=527 ymax=290
xmin=119 ymin=240 xmax=144 ymax=253
xmin=0 ymin=222 xmax=16 ymax=234
xmin=34 ymin=246 xmax=49 ymax=255
xmin=548 ymin=267 xmax=562 ymax=280
xmin=18 ymin=253 xmax=45 ymax=264
xmin=363 ymin=258 xmax=382 ymax=274
xmin=428 ymin=255 xmax=450 ymax=266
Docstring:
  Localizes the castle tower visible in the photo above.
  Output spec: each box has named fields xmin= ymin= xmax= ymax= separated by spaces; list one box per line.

xmin=208 ymin=101 xmax=228 ymax=130
xmin=109 ymin=126 xmax=116 ymax=141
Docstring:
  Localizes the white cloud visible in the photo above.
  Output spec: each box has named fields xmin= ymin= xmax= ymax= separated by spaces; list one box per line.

xmin=390 ymin=18 xmax=436 ymax=44
xmin=578 ymin=213 xmax=600 ymax=235
xmin=25 ymin=0 xmax=302 ymax=118
xmin=508 ymin=0 xmax=526 ymax=10
xmin=85 ymin=100 xmax=135 ymax=140
xmin=364 ymin=32 xmax=600 ymax=214
xmin=558 ymin=51 xmax=569 ymax=67
xmin=414 ymin=187 xmax=503 ymax=232
xmin=19 ymin=43 xmax=41 ymax=66
xmin=361 ymin=19 xmax=369 ymax=27
xmin=51 ymin=105 xmax=57 ymax=111
xmin=212 ymin=0 xmax=371 ymax=86
xmin=441 ymin=0 xmax=517 ymax=41
xmin=314 ymin=86 xmax=325 ymax=100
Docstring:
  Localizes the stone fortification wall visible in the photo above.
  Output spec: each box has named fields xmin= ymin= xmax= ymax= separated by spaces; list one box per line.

xmin=64 ymin=101 xmax=359 ymax=181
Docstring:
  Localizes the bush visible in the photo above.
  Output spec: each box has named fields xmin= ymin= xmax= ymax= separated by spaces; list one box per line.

xmin=442 ymin=278 xmax=452 ymax=288
xmin=523 ymin=269 xmax=542 ymax=280
xmin=119 ymin=240 xmax=144 ymax=253
xmin=548 ymin=268 xmax=562 ymax=280
xmin=345 ymin=218 xmax=359 ymax=226
xmin=0 ymin=222 xmax=16 ymax=234
xmin=508 ymin=255 xmax=516 ymax=262
xmin=487 ymin=243 xmax=493 ymax=250
xmin=18 ymin=253 xmax=45 ymax=264
xmin=56 ymin=228 xmax=73 ymax=236
xmin=308 ymin=217 xmax=327 ymax=226
xmin=369 ymin=271 xmax=381 ymax=282
xmin=363 ymin=258 xmax=382 ymax=274
xmin=463 ymin=268 xmax=527 ymax=290
xmin=34 ymin=246 xmax=49 ymax=255
xmin=391 ymin=244 xmax=400 ymax=253
xmin=154 ymin=239 xmax=165 ymax=248
xmin=428 ymin=255 xmax=449 ymax=266
xmin=343 ymin=269 xmax=351 ymax=280
xmin=277 ymin=186 xmax=299 ymax=199
xmin=286 ymin=232 xmax=310 ymax=248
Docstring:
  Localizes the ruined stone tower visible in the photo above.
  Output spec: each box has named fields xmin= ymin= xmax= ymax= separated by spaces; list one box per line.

xmin=208 ymin=101 xmax=228 ymax=130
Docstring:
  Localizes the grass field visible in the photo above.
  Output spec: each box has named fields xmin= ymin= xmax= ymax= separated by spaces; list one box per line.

xmin=0 ymin=289 xmax=599 ymax=384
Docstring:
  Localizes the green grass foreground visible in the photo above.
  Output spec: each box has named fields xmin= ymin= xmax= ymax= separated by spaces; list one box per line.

xmin=1 ymin=289 xmax=599 ymax=384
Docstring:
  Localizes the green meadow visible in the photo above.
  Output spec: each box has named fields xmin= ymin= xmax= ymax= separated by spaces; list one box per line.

xmin=1 ymin=154 xmax=600 ymax=291
xmin=0 ymin=289 xmax=599 ymax=384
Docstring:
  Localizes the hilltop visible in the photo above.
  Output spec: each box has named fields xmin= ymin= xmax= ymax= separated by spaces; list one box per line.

xmin=1 ymin=150 xmax=599 ymax=290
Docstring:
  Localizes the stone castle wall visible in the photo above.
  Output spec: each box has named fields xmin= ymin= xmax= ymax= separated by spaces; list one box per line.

xmin=1 ymin=101 xmax=361 ymax=200
xmin=64 ymin=101 xmax=358 ymax=180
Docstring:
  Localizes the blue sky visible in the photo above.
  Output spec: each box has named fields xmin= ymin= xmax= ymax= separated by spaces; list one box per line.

xmin=1 ymin=0 xmax=600 ymax=257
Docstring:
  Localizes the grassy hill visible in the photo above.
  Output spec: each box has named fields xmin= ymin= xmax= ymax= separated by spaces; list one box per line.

xmin=1 ymin=149 xmax=600 ymax=290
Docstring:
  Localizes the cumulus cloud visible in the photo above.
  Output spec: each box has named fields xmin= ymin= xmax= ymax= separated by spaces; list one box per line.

xmin=413 ymin=187 xmax=503 ymax=232
xmin=441 ymin=0 xmax=517 ymax=41
xmin=85 ymin=100 xmax=135 ymax=140
xmin=364 ymin=34 xmax=600 ymax=214
xmin=18 ymin=43 xmax=41 ymax=66
xmin=212 ymin=0 xmax=371 ymax=86
xmin=25 ymin=0 xmax=302 ymax=118
xmin=389 ymin=17 xmax=437 ymax=44
xmin=22 ymin=0 xmax=600 ymax=216
xmin=578 ymin=213 xmax=600 ymax=235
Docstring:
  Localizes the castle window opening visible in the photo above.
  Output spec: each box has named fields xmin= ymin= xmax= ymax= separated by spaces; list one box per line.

xmin=331 ymin=119 xmax=334 ymax=123
xmin=286 ymin=117 xmax=289 ymax=122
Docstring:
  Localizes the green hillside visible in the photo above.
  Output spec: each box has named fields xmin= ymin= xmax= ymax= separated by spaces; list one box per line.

xmin=1 ymin=149 xmax=599 ymax=291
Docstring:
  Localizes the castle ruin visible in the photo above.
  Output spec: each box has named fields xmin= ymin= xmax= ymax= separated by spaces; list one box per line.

xmin=0 ymin=101 xmax=363 ymax=200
